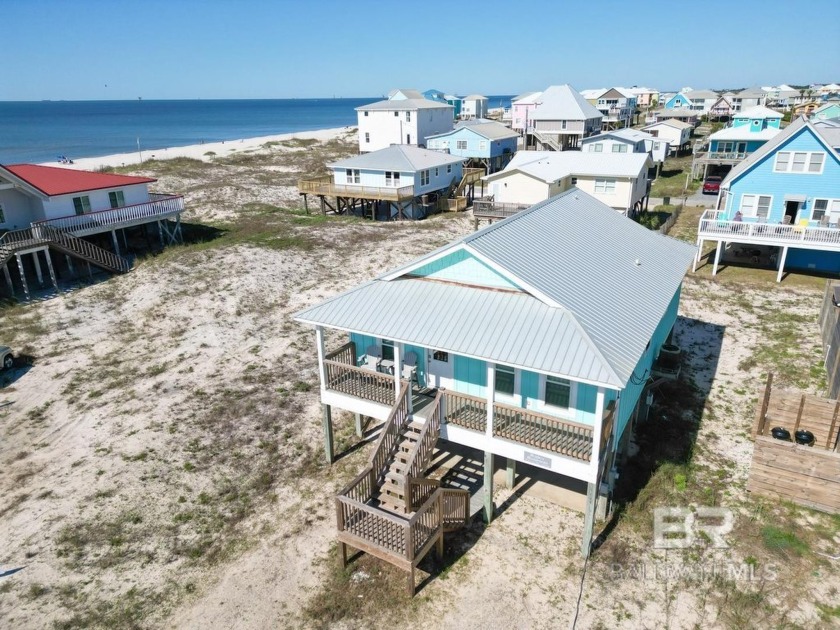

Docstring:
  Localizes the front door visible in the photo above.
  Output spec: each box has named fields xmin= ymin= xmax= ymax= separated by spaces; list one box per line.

xmin=427 ymin=349 xmax=454 ymax=390
xmin=785 ymin=200 xmax=800 ymax=224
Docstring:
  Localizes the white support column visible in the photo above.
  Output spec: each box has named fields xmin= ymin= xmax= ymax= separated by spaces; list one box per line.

xmin=32 ymin=251 xmax=43 ymax=285
xmin=485 ymin=362 xmax=495 ymax=440
xmin=315 ymin=326 xmax=327 ymax=392
xmin=777 ymin=246 xmax=789 ymax=283
xmin=712 ymin=240 xmax=723 ymax=276
xmin=692 ymin=238 xmax=703 ymax=272
xmin=581 ymin=387 xmax=607 ymax=557
xmin=393 ymin=342 xmax=402 ymax=400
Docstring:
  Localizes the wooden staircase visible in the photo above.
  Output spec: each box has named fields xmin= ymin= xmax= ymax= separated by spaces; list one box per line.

xmin=531 ymin=130 xmax=563 ymax=152
xmin=336 ymin=387 xmax=470 ymax=595
xmin=0 ymin=226 xmax=130 ymax=274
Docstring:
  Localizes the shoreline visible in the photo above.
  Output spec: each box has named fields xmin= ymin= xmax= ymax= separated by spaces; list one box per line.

xmin=39 ymin=126 xmax=352 ymax=170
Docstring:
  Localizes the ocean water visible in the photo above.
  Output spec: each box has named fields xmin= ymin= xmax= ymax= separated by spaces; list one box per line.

xmin=0 ymin=96 xmax=514 ymax=165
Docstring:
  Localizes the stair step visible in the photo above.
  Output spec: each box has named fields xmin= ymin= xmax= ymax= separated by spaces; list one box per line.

xmin=385 ymin=471 xmax=407 ymax=487
xmin=376 ymin=492 xmax=407 ymax=513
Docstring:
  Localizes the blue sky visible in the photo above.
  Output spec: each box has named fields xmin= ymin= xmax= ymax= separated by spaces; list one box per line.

xmin=4 ymin=0 xmax=839 ymax=100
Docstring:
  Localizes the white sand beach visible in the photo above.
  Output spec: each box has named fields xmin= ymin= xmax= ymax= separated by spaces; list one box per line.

xmin=39 ymin=126 xmax=350 ymax=170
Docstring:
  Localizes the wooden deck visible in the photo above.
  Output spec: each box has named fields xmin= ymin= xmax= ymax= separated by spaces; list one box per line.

xmin=298 ymin=176 xmax=415 ymax=201
xmin=697 ymin=209 xmax=840 ymax=251
xmin=33 ymin=194 xmax=184 ymax=237
xmin=472 ymin=199 xmax=530 ymax=221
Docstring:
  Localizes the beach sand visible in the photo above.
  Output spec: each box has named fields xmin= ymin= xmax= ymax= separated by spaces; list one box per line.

xmin=40 ymin=126 xmax=350 ymax=170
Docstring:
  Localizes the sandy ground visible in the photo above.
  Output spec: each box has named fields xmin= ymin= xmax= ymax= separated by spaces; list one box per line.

xmin=39 ymin=127 xmax=350 ymax=171
xmin=2 ymin=135 xmax=838 ymax=629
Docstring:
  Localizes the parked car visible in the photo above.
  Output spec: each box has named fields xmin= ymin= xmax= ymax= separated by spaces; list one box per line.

xmin=0 ymin=346 xmax=13 ymax=370
xmin=702 ymin=175 xmax=722 ymax=194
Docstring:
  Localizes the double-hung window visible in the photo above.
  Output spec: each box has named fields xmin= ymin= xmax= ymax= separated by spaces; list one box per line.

xmin=420 ymin=170 xmax=430 ymax=186
xmin=72 ymin=195 xmax=91 ymax=215
xmin=494 ymin=365 xmax=515 ymax=397
xmin=612 ymin=144 xmax=628 ymax=153
xmin=740 ymin=194 xmax=772 ymax=219
xmin=108 ymin=190 xmax=125 ymax=208
xmin=386 ymin=171 xmax=400 ymax=187
xmin=589 ymin=143 xmax=603 ymax=153
xmin=456 ymin=140 xmax=468 ymax=150
xmin=594 ymin=178 xmax=616 ymax=193
xmin=544 ymin=376 xmax=570 ymax=409
xmin=406 ymin=111 xmax=411 ymax=122
xmin=346 ymin=169 xmax=360 ymax=184
xmin=774 ymin=151 xmax=825 ymax=174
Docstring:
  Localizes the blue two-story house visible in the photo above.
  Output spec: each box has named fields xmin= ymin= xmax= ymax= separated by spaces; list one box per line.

xmin=295 ymin=189 xmax=696 ymax=555
xmin=426 ymin=120 xmax=518 ymax=173
xmin=695 ymin=116 xmax=840 ymax=281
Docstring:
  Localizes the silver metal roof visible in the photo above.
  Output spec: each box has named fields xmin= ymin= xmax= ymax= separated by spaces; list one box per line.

xmin=295 ymin=189 xmax=696 ymax=388
xmin=427 ymin=120 xmax=519 ymax=141
xmin=357 ymin=98 xmax=453 ymax=111
xmin=529 ymin=85 xmax=603 ymax=121
xmin=330 ymin=145 xmax=463 ymax=172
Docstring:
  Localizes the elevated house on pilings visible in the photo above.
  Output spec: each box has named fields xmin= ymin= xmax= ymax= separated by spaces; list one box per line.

xmin=0 ymin=164 xmax=184 ymax=300
xmin=294 ymin=189 xmax=696 ymax=590
xmin=426 ymin=119 xmax=519 ymax=174
xmin=298 ymin=145 xmax=482 ymax=219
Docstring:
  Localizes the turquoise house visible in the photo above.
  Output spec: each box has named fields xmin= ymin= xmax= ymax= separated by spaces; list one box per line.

xmin=813 ymin=102 xmax=840 ymax=121
xmin=296 ymin=189 xmax=696 ymax=555
xmin=695 ymin=116 xmax=840 ymax=280
xmin=426 ymin=120 xmax=519 ymax=172
xmin=707 ymin=105 xmax=783 ymax=157
xmin=444 ymin=93 xmax=463 ymax=119
xmin=423 ymin=88 xmax=448 ymax=105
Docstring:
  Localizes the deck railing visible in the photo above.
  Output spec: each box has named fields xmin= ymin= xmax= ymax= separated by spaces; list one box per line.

xmin=323 ymin=360 xmax=397 ymax=406
xmin=472 ymin=199 xmax=529 ymax=220
xmin=493 ymin=400 xmax=594 ymax=462
xmin=298 ymin=176 xmax=415 ymax=201
xmin=369 ymin=384 xmax=412 ymax=478
xmin=696 ymin=151 xmax=750 ymax=162
xmin=32 ymin=194 xmax=184 ymax=234
xmin=698 ymin=209 xmax=840 ymax=246
xmin=325 ymin=341 xmax=356 ymax=366
xmin=443 ymin=390 xmax=487 ymax=432
xmin=336 ymin=493 xmax=409 ymax=557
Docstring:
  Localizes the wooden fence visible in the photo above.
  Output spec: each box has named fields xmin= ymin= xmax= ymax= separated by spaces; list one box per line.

xmin=748 ymin=374 xmax=840 ymax=513
xmin=818 ymin=280 xmax=840 ymax=399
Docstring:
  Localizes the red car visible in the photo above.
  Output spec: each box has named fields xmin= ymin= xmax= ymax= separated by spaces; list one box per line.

xmin=702 ymin=175 xmax=722 ymax=194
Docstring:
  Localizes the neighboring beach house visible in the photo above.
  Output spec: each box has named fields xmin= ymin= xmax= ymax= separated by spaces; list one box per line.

xmin=0 ymin=163 xmax=184 ymax=299
xmin=444 ymin=94 xmax=463 ymax=119
xmin=695 ymin=116 xmax=840 ymax=281
xmin=426 ymin=120 xmax=518 ymax=173
xmin=356 ymin=89 xmax=454 ymax=152
xmin=300 ymin=145 xmax=469 ymax=220
xmin=510 ymin=91 xmax=542 ymax=135
xmin=295 ymin=189 xmax=696 ymax=577
xmin=527 ymin=85 xmax=603 ymax=151
xmin=691 ymin=106 xmax=783 ymax=178
xmin=708 ymin=94 xmax=735 ymax=118
xmin=581 ymin=128 xmax=669 ymax=168
xmin=641 ymin=119 xmax=693 ymax=155
xmin=581 ymin=87 xmax=637 ymax=130
xmin=423 ymin=89 xmax=448 ymax=105
xmin=461 ymin=94 xmax=489 ymax=120
xmin=812 ymin=102 xmax=840 ymax=121
xmin=644 ymin=108 xmax=700 ymax=126
xmin=626 ymin=86 xmax=658 ymax=108
xmin=732 ymin=87 xmax=767 ymax=111
xmin=665 ymin=90 xmax=718 ymax=113
xmin=481 ymin=151 xmax=652 ymax=215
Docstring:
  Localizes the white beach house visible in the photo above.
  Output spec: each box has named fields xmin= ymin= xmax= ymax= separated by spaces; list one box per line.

xmin=356 ymin=89 xmax=454 ymax=153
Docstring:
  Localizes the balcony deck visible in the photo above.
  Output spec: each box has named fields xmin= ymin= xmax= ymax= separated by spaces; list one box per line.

xmin=472 ymin=199 xmax=529 ymax=221
xmin=33 ymin=194 xmax=185 ymax=237
xmin=298 ymin=176 xmax=415 ymax=202
xmin=697 ymin=210 xmax=840 ymax=252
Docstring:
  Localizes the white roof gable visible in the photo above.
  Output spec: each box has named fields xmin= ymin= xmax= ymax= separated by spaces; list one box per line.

xmin=530 ymin=85 xmax=603 ymax=121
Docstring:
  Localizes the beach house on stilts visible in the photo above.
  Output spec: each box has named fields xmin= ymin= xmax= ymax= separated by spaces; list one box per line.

xmin=0 ymin=164 xmax=184 ymax=299
xmin=294 ymin=189 xmax=696 ymax=593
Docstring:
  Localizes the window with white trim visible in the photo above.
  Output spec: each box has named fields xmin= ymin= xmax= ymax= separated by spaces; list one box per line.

xmin=364 ymin=111 xmax=369 ymax=117
xmin=594 ymin=178 xmax=616 ymax=193
xmin=814 ymin=199 xmax=840 ymax=221
xmin=108 ymin=190 xmax=125 ymax=208
xmin=456 ymin=140 xmax=468 ymax=150
xmin=420 ymin=170 xmax=430 ymax=186
xmin=345 ymin=169 xmax=360 ymax=184
xmin=494 ymin=365 xmax=515 ymax=397
xmin=589 ymin=143 xmax=603 ymax=152
xmin=740 ymin=194 xmax=772 ymax=218
xmin=385 ymin=171 xmax=400 ymax=186
xmin=560 ymin=121 xmax=567 ymax=130
xmin=774 ymin=150 xmax=826 ymax=173
xmin=612 ymin=143 xmax=628 ymax=153
xmin=544 ymin=376 xmax=571 ymax=409
xmin=72 ymin=196 xmax=91 ymax=215
xmin=406 ymin=111 xmax=411 ymax=122
xmin=365 ymin=132 xmax=370 ymax=143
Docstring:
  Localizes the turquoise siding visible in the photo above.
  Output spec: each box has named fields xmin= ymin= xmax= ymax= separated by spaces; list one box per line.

xmin=709 ymin=138 xmax=769 ymax=153
xmin=453 ymin=355 xmax=487 ymax=398
xmin=426 ymin=126 xmax=517 ymax=160
xmin=665 ymin=93 xmax=692 ymax=109
xmin=350 ymin=333 xmax=379 ymax=365
xmin=815 ymin=104 xmax=840 ymax=121
xmin=724 ymin=124 xmax=840 ymax=224
xmin=614 ymin=285 xmax=681 ymax=442
xmin=732 ymin=116 xmax=781 ymax=130
xmin=411 ymin=249 xmax=522 ymax=290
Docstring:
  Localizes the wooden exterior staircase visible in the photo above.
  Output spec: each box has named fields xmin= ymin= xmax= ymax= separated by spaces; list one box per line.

xmin=531 ymin=130 xmax=563 ymax=152
xmin=1 ymin=225 xmax=130 ymax=284
xmin=336 ymin=387 xmax=470 ymax=595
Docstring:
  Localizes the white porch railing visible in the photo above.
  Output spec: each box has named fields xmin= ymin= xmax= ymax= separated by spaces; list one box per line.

xmin=697 ymin=209 xmax=840 ymax=248
xmin=32 ymin=194 xmax=184 ymax=234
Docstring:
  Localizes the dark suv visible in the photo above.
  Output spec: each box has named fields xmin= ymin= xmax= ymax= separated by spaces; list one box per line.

xmin=702 ymin=176 xmax=722 ymax=194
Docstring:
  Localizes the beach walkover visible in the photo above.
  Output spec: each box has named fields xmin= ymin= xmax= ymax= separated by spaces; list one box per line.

xmin=0 ymin=164 xmax=184 ymax=300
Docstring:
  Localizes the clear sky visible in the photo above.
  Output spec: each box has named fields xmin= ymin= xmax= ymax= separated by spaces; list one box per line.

xmin=4 ymin=0 xmax=839 ymax=100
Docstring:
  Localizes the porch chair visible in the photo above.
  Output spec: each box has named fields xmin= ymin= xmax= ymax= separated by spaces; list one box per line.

xmin=820 ymin=215 xmax=830 ymax=227
xmin=781 ymin=215 xmax=792 ymax=225
xmin=402 ymin=351 xmax=418 ymax=385
xmin=363 ymin=345 xmax=382 ymax=371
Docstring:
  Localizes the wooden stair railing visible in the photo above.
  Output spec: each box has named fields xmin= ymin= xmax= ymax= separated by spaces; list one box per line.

xmin=368 ymin=383 xmax=412 ymax=480
xmin=0 ymin=225 xmax=130 ymax=274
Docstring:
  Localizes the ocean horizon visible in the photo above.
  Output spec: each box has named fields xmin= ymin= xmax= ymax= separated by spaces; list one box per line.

xmin=0 ymin=96 xmax=515 ymax=165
